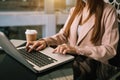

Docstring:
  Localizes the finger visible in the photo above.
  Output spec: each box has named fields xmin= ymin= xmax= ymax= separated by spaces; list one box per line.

xmin=36 ymin=45 xmax=44 ymax=51
xmin=28 ymin=46 xmax=34 ymax=52
xmin=56 ymin=47 xmax=62 ymax=53
xmin=53 ymin=48 xmax=57 ymax=53
xmin=28 ymin=43 xmax=39 ymax=52
xmin=63 ymin=49 xmax=67 ymax=54
xmin=53 ymin=47 xmax=60 ymax=53
xmin=59 ymin=47 xmax=65 ymax=53
xmin=26 ymin=41 xmax=33 ymax=49
xmin=26 ymin=42 xmax=34 ymax=52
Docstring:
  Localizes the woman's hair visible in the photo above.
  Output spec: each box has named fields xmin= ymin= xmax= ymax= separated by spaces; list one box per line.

xmin=64 ymin=0 xmax=104 ymax=43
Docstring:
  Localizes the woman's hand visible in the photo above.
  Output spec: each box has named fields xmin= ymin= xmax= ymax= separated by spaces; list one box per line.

xmin=53 ymin=44 xmax=77 ymax=54
xmin=26 ymin=40 xmax=47 ymax=52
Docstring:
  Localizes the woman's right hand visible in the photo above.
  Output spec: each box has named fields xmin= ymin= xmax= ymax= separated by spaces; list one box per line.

xmin=26 ymin=40 xmax=47 ymax=52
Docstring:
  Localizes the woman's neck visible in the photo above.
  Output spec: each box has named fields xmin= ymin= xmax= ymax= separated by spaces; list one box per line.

xmin=79 ymin=4 xmax=90 ymax=25
xmin=83 ymin=0 xmax=87 ymax=3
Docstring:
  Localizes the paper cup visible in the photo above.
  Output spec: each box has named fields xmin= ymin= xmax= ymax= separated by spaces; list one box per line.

xmin=25 ymin=29 xmax=37 ymax=42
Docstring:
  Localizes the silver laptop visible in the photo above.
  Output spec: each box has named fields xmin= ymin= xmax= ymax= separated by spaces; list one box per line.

xmin=0 ymin=31 xmax=74 ymax=73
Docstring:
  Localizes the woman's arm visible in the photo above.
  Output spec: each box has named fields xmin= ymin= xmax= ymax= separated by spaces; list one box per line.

xmin=43 ymin=8 xmax=75 ymax=46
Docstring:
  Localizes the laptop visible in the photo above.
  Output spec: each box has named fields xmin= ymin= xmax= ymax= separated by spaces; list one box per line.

xmin=0 ymin=31 xmax=74 ymax=73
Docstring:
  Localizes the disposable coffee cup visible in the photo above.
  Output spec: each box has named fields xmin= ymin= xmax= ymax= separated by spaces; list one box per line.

xmin=25 ymin=29 xmax=37 ymax=42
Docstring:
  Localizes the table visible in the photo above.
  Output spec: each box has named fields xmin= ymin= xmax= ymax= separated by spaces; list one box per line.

xmin=0 ymin=50 xmax=73 ymax=80
xmin=0 ymin=39 xmax=73 ymax=80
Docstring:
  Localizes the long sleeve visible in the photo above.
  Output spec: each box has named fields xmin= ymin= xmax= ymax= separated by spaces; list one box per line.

xmin=43 ymin=8 xmax=75 ymax=46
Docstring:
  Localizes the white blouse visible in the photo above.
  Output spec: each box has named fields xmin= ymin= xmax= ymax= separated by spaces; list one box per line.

xmin=77 ymin=25 xmax=84 ymax=37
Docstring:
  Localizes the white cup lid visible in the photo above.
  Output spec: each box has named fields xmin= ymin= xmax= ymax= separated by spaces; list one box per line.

xmin=25 ymin=29 xmax=37 ymax=34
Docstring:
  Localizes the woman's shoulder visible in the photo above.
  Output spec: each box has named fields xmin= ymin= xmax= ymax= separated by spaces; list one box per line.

xmin=70 ymin=7 xmax=75 ymax=12
xmin=68 ymin=7 xmax=75 ymax=15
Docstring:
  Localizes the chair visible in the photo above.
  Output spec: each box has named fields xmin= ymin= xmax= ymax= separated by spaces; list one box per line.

xmin=108 ymin=22 xmax=120 ymax=80
xmin=107 ymin=0 xmax=120 ymax=79
xmin=109 ymin=22 xmax=120 ymax=66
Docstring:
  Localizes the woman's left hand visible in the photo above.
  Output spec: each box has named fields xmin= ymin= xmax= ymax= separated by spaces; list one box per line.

xmin=53 ymin=44 xmax=76 ymax=54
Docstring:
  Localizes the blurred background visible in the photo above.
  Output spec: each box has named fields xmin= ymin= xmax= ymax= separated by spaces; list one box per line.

xmin=0 ymin=0 xmax=75 ymax=40
xmin=0 ymin=0 xmax=119 ymax=40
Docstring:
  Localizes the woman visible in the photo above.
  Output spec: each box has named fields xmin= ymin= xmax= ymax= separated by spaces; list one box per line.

xmin=26 ymin=0 xmax=119 ymax=80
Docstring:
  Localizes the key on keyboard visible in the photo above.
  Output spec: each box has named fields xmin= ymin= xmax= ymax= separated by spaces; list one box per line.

xmin=18 ymin=48 xmax=57 ymax=67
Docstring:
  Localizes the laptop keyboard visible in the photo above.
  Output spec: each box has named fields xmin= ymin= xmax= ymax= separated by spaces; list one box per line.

xmin=18 ymin=48 xmax=57 ymax=67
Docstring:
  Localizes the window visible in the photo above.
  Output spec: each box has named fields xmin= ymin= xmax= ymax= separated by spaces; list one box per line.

xmin=0 ymin=0 xmax=44 ymax=11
